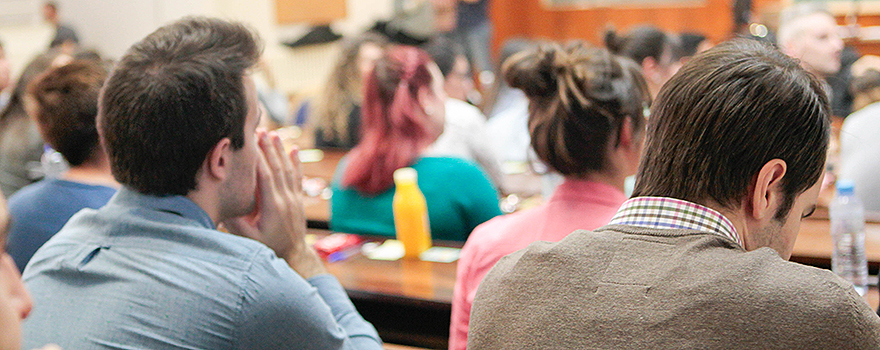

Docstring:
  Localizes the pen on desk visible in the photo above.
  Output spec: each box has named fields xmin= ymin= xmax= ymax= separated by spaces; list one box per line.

xmin=327 ymin=245 xmax=362 ymax=263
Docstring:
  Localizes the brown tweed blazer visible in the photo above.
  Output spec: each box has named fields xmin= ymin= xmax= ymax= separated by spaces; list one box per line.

xmin=468 ymin=224 xmax=880 ymax=349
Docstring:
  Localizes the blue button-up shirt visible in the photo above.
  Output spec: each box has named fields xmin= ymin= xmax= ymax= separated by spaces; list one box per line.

xmin=21 ymin=187 xmax=381 ymax=350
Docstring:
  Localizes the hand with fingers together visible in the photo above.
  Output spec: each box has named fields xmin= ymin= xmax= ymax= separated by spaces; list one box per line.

xmin=223 ymin=130 xmax=326 ymax=279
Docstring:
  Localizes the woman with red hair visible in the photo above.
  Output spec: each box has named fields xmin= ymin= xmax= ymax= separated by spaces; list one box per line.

xmin=330 ymin=46 xmax=501 ymax=242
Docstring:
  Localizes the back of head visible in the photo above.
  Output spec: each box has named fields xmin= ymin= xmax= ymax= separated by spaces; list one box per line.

xmin=422 ymin=36 xmax=465 ymax=77
xmin=605 ymin=26 xmax=680 ymax=65
xmin=99 ymin=17 xmax=261 ymax=196
xmin=777 ymin=3 xmax=831 ymax=48
xmin=0 ymin=52 xmax=60 ymax=126
xmin=633 ymin=39 xmax=830 ymax=217
xmin=679 ymin=32 xmax=708 ymax=58
xmin=26 ymin=60 xmax=106 ymax=166
xmin=314 ymin=32 xmax=389 ymax=142
xmin=342 ymin=46 xmax=436 ymax=194
xmin=503 ymin=41 xmax=650 ymax=176
xmin=850 ymin=55 xmax=880 ymax=110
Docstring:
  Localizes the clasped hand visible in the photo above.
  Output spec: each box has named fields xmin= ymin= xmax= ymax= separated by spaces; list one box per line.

xmin=223 ymin=130 xmax=325 ymax=279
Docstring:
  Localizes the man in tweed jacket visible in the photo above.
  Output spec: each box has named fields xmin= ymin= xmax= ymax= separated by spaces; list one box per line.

xmin=468 ymin=39 xmax=880 ymax=349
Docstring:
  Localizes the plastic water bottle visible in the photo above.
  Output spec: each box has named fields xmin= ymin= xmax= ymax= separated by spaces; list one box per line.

xmin=830 ymin=179 xmax=868 ymax=296
xmin=392 ymin=168 xmax=431 ymax=259
xmin=40 ymin=145 xmax=68 ymax=178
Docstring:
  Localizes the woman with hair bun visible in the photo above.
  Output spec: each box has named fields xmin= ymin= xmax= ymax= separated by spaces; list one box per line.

xmin=330 ymin=46 xmax=501 ymax=242
xmin=449 ymin=41 xmax=651 ymax=350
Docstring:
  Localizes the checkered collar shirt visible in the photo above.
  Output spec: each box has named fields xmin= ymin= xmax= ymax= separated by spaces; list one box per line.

xmin=608 ymin=196 xmax=742 ymax=247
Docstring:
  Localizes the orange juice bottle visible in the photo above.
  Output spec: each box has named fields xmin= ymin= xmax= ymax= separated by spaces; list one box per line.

xmin=393 ymin=167 xmax=432 ymax=259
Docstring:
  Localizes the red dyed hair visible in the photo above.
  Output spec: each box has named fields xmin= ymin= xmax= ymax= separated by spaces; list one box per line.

xmin=342 ymin=46 xmax=438 ymax=194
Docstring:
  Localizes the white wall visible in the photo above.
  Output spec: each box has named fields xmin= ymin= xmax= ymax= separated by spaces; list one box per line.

xmin=0 ymin=0 xmax=393 ymax=94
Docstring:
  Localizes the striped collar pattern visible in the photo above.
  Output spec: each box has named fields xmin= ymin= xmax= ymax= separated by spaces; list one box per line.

xmin=608 ymin=196 xmax=742 ymax=247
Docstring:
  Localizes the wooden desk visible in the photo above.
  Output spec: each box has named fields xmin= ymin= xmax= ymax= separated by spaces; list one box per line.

xmin=791 ymin=218 xmax=880 ymax=272
xmin=301 ymin=149 xmax=346 ymax=181
xmin=315 ymin=230 xmax=458 ymax=349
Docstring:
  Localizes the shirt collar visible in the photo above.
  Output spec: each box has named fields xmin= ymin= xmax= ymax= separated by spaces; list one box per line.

xmin=608 ymin=196 xmax=741 ymax=247
xmin=111 ymin=187 xmax=216 ymax=230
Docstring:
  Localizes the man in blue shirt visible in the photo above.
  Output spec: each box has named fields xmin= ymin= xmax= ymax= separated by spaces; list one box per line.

xmin=7 ymin=60 xmax=117 ymax=272
xmin=21 ymin=17 xmax=382 ymax=350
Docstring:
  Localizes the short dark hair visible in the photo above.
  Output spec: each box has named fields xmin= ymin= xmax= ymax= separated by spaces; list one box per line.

xmin=504 ymin=41 xmax=651 ymax=176
xmin=422 ymin=36 xmax=465 ymax=77
xmin=679 ymin=32 xmax=708 ymax=58
xmin=633 ymin=39 xmax=830 ymax=219
xmin=27 ymin=60 xmax=106 ymax=166
xmin=98 ymin=17 xmax=261 ymax=196
xmin=605 ymin=26 xmax=682 ymax=65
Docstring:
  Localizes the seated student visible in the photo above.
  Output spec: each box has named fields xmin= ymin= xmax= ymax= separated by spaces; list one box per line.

xmin=448 ymin=41 xmax=651 ymax=350
xmin=605 ymin=25 xmax=682 ymax=99
xmin=839 ymin=55 xmax=880 ymax=213
xmin=312 ymin=33 xmax=388 ymax=149
xmin=467 ymin=39 xmax=880 ymax=349
xmin=7 ymin=60 xmax=117 ymax=272
xmin=22 ymin=17 xmax=381 ymax=349
xmin=0 ymin=53 xmax=63 ymax=198
xmin=331 ymin=46 xmax=501 ymax=242
xmin=421 ymin=36 xmax=503 ymax=188
xmin=0 ymin=191 xmax=58 ymax=350
xmin=484 ymin=38 xmax=536 ymax=164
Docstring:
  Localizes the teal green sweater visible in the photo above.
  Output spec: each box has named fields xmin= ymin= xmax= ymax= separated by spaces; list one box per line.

xmin=330 ymin=157 xmax=502 ymax=242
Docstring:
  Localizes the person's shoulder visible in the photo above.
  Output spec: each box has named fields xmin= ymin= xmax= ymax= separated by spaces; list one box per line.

xmin=844 ymin=102 xmax=880 ymax=131
xmin=7 ymin=179 xmax=63 ymax=215
xmin=445 ymin=99 xmax=485 ymax=124
xmin=417 ymin=156 xmax=485 ymax=176
xmin=722 ymin=249 xmax=878 ymax=317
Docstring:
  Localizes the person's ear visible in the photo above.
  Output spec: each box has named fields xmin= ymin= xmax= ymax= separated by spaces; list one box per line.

xmin=417 ymin=86 xmax=434 ymax=114
xmin=204 ymin=138 xmax=233 ymax=182
xmin=642 ymin=57 xmax=660 ymax=82
xmin=749 ymin=159 xmax=787 ymax=221
xmin=617 ymin=117 xmax=635 ymax=149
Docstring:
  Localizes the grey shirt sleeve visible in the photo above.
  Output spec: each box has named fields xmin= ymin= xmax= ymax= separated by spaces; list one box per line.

xmin=236 ymin=257 xmax=382 ymax=350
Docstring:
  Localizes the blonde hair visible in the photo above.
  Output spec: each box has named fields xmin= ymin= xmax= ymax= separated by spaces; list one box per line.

xmin=313 ymin=33 xmax=388 ymax=143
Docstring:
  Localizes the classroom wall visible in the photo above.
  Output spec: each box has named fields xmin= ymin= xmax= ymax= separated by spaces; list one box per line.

xmin=490 ymin=0 xmax=734 ymax=57
xmin=0 ymin=0 xmax=393 ymax=95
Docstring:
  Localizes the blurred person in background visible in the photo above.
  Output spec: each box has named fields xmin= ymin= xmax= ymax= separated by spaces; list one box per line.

xmin=483 ymin=38 xmax=536 ymax=164
xmin=450 ymin=41 xmax=650 ymax=350
xmin=43 ymin=2 xmax=79 ymax=51
xmin=777 ymin=3 xmax=851 ymax=118
xmin=7 ymin=60 xmax=117 ymax=272
xmin=838 ymin=55 xmax=880 ymax=214
xmin=678 ymin=32 xmax=712 ymax=63
xmin=451 ymin=0 xmax=492 ymax=88
xmin=0 ymin=42 xmax=11 ymax=110
xmin=312 ymin=33 xmax=388 ymax=149
xmin=331 ymin=46 xmax=501 ymax=242
xmin=0 ymin=52 xmax=67 ymax=198
xmin=422 ymin=36 xmax=502 ymax=188
xmin=605 ymin=25 xmax=682 ymax=99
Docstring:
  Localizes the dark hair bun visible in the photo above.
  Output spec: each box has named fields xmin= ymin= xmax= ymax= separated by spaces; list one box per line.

xmin=604 ymin=29 xmax=621 ymax=53
xmin=502 ymin=42 xmax=566 ymax=98
xmin=501 ymin=40 xmax=652 ymax=177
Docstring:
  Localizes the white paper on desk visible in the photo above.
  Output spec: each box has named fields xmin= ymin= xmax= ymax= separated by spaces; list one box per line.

xmin=362 ymin=240 xmax=405 ymax=261
xmin=419 ymin=247 xmax=460 ymax=263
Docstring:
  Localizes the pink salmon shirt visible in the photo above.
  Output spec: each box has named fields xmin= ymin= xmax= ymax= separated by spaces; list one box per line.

xmin=449 ymin=178 xmax=627 ymax=350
